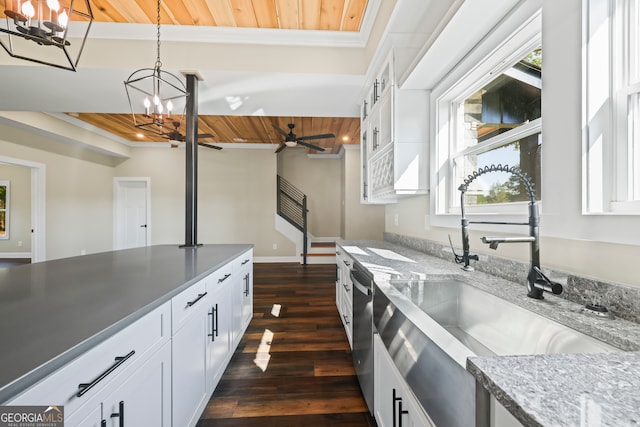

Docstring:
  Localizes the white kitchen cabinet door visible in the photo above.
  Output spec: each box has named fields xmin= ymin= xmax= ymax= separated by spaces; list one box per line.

xmin=206 ymin=276 xmax=232 ymax=393
xmin=374 ymin=334 xmax=434 ymax=427
xmin=101 ymin=341 xmax=171 ymax=427
xmin=172 ymin=286 xmax=209 ymax=427
xmin=68 ymin=341 xmax=171 ymax=427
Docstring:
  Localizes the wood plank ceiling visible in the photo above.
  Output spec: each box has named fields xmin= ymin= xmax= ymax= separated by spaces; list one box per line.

xmin=73 ymin=113 xmax=361 ymax=153
xmin=90 ymin=0 xmax=368 ymax=31
xmin=71 ymin=1 xmax=367 ymax=153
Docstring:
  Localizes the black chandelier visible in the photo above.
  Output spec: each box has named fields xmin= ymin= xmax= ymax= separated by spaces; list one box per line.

xmin=0 ymin=0 xmax=93 ymax=71
xmin=123 ymin=0 xmax=187 ymax=139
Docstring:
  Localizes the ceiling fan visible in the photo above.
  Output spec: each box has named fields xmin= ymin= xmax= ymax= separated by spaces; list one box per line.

xmin=162 ymin=120 xmax=222 ymax=150
xmin=273 ymin=123 xmax=335 ymax=153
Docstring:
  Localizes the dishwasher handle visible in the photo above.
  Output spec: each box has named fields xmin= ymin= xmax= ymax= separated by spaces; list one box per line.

xmin=351 ymin=272 xmax=372 ymax=296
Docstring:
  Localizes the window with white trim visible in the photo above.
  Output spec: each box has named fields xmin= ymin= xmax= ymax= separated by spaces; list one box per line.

xmin=435 ymin=15 xmax=542 ymax=216
xmin=584 ymin=0 xmax=640 ymax=213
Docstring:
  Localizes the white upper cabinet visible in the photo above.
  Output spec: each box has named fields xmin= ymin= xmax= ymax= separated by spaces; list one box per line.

xmin=361 ymin=49 xmax=429 ymax=204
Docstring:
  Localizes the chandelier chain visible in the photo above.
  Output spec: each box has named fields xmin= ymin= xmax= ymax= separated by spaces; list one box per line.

xmin=155 ymin=0 xmax=162 ymax=68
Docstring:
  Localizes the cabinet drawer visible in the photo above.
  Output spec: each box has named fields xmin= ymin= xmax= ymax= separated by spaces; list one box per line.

xmin=7 ymin=302 xmax=170 ymax=417
xmin=206 ymin=263 xmax=233 ymax=293
xmin=172 ymin=279 xmax=207 ymax=335
xmin=233 ymin=249 xmax=253 ymax=272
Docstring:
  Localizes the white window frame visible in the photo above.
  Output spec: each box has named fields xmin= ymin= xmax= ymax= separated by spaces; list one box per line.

xmin=583 ymin=0 xmax=640 ymax=214
xmin=433 ymin=12 xmax=543 ymax=226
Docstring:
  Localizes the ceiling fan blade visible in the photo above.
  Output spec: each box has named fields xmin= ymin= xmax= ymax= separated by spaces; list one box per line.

xmin=296 ymin=140 xmax=326 ymax=152
xmin=275 ymin=142 xmax=287 ymax=153
xmin=273 ymin=125 xmax=290 ymax=138
xmin=197 ymin=133 xmax=214 ymax=139
xmin=297 ymin=133 xmax=335 ymax=141
xmin=198 ymin=142 xmax=222 ymax=150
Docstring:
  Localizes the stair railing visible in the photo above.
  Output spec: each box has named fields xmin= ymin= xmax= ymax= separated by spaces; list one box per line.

xmin=277 ymin=175 xmax=308 ymax=264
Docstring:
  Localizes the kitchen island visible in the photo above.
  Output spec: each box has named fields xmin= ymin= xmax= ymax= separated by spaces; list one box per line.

xmin=338 ymin=240 xmax=640 ymax=426
xmin=0 ymin=243 xmax=253 ymax=426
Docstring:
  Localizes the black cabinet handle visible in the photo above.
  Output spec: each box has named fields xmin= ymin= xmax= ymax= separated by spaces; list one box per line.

xmin=186 ymin=292 xmax=207 ymax=307
xmin=110 ymin=401 xmax=124 ymax=427
xmin=101 ymin=420 xmax=107 ymax=427
xmin=343 ymin=314 xmax=350 ymax=325
xmin=392 ymin=388 xmax=401 ymax=427
xmin=345 ymin=261 xmax=351 ymax=266
xmin=398 ymin=400 xmax=408 ymax=427
xmin=241 ymin=258 xmax=250 ymax=265
xmin=244 ymin=273 xmax=250 ymax=296
xmin=218 ymin=273 xmax=231 ymax=283
xmin=77 ymin=351 xmax=135 ymax=397
xmin=208 ymin=304 xmax=218 ymax=342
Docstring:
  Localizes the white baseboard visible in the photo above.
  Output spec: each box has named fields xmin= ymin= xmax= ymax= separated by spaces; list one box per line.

xmin=0 ymin=252 xmax=32 ymax=259
xmin=254 ymin=256 xmax=300 ymax=263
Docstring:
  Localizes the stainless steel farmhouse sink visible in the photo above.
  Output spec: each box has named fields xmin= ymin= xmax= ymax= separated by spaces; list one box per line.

xmin=389 ymin=277 xmax=619 ymax=356
xmin=373 ymin=277 xmax=621 ymax=427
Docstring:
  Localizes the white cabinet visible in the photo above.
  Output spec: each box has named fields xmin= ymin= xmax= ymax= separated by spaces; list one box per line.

xmin=361 ymin=50 xmax=429 ymax=203
xmin=205 ymin=264 xmax=233 ymax=392
xmin=374 ymin=334 xmax=435 ymax=427
xmin=232 ymin=249 xmax=253 ymax=347
xmin=70 ymin=340 xmax=172 ymax=427
xmin=335 ymin=248 xmax=353 ymax=348
xmin=171 ymin=279 xmax=209 ymax=427
xmin=7 ymin=302 xmax=171 ymax=426
xmin=5 ymin=249 xmax=254 ymax=427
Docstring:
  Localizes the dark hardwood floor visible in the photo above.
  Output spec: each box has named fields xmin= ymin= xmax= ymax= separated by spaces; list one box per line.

xmin=197 ymin=263 xmax=376 ymax=427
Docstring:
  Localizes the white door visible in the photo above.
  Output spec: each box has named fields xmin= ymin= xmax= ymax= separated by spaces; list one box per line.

xmin=114 ymin=178 xmax=150 ymax=250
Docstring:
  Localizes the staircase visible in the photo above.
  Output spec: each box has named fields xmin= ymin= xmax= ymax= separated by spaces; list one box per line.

xmin=276 ymin=175 xmax=336 ymax=265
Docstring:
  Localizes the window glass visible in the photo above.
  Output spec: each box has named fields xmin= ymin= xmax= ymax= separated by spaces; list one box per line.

xmin=459 ymin=134 xmax=541 ymax=205
xmin=454 ymin=48 xmax=542 ymax=206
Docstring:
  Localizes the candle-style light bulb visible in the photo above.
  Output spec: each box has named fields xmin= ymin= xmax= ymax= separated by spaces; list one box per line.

xmin=46 ymin=0 xmax=60 ymax=11
xmin=58 ymin=9 xmax=68 ymax=27
xmin=21 ymin=0 xmax=35 ymax=18
xmin=157 ymin=103 xmax=164 ymax=114
xmin=153 ymin=95 xmax=160 ymax=106
xmin=143 ymin=97 xmax=151 ymax=115
xmin=166 ymin=100 xmax=173 ymax=118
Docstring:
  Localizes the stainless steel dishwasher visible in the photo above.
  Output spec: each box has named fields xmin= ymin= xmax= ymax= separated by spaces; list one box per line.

xmin=350 ymin=261 xmax=374 ymax=415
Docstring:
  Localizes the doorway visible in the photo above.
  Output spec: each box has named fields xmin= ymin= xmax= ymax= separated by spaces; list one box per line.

xmin=0 ymin=155 xmax=46 ymax=262
xmin=114 ymin=178 xmax=151 ymax=250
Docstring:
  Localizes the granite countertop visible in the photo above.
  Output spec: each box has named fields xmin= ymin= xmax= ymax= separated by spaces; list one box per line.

xmin=0 ymin=244 xmax=252 ymax=403
xmin=338 ymin=240 xmax=640 ymax=426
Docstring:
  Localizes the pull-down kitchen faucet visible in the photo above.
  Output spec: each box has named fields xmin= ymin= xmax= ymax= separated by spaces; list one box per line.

xmin=457 ymin=164 xmax=562 ymax=299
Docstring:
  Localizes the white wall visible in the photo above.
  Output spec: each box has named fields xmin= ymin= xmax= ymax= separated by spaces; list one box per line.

xmin=113 ymin=146 xmax=295 ymax=257
xmin=343 ymin=146 xmax=385 ymax=240
xmin=385 ymin=0 xmax=640 ymax=288
xmin=0 ymin=137 xmax=114 ymax=260
xmin=277 ymin=148 xmax=343 ymax=238
xmin=0 ymin=163 xmax=31 ymax=253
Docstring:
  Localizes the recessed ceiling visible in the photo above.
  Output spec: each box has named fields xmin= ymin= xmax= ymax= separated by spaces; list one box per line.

xmin=90 ymin=0 xmax=368 ymax=31
xmin=0 ymin=0 xmax=375 ymax=152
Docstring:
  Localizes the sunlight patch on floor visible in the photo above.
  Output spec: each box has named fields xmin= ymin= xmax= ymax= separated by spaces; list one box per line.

xmin=254 ymin=328 xmax=273 ymax=372
xmin=271 ymin=303 xmax=282 ymax=317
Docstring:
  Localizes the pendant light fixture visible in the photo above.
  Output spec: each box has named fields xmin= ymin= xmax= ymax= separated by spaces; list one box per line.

xmin=124 ymin=0 xmax=187 ymax=139
xmin=0 ymin=0 xmax=93 ymax=71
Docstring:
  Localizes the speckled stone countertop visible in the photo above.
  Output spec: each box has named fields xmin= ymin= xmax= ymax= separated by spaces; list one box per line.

xmin=338 ymin=240 xmax=640 ymax=426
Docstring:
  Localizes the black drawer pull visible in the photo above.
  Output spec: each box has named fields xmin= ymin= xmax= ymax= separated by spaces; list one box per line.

xmin=186 ymin=292 xmax=207 ymax=307
xmin=218 ymin=273 xmax=231 ymax=283
xmin=208 ymin=304 xmax=219 ymax=342
xmin=241 ymin=258 xmax=250 ymax=265
xmin=110 ymin=401 xmax=124 ymax=427
xmin=77 ymin=351 xmax=135 ymax=397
